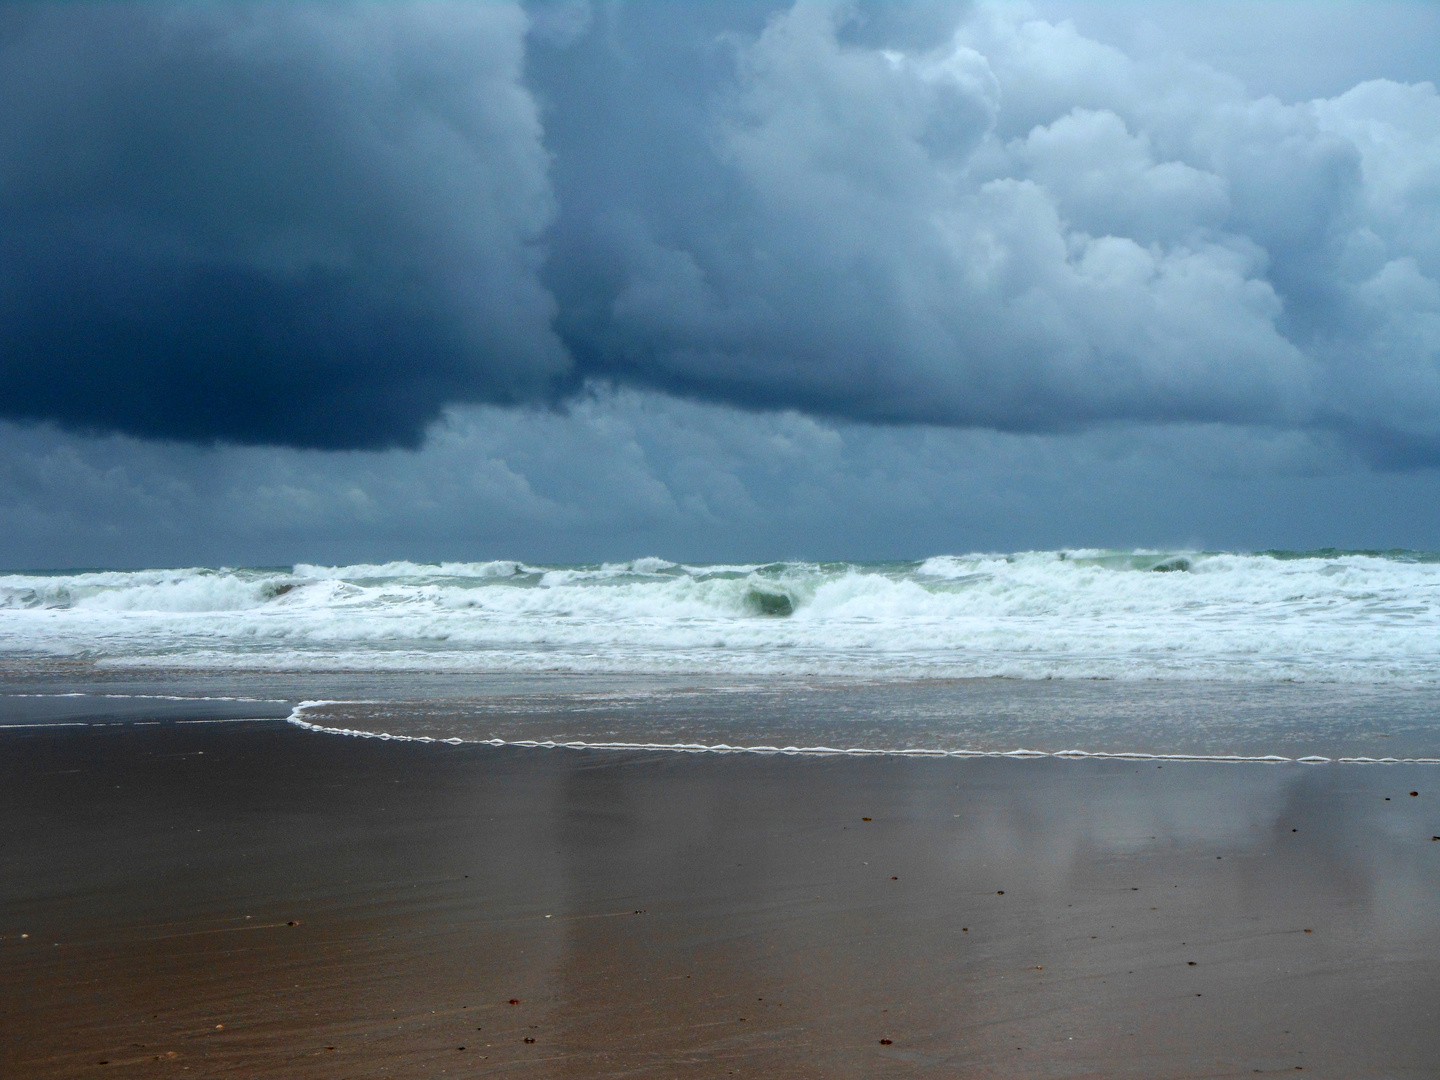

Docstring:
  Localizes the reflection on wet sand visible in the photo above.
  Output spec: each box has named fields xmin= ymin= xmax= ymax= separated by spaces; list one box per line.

xmin=2 ymin=720 xmax=1437 ymax=1077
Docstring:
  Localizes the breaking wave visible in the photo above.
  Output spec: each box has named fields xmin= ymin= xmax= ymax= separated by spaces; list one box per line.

xmin=2 ymin=550 xmax=1439 ymax=683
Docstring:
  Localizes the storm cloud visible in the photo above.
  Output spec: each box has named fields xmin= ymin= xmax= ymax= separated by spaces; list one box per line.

xmin=8 ymin=390 xmax=1434 ymax=570
xmin=2 ymin=1 xmax=1438 ymax=461
xmin=0 ymin=1 xmax=564 ymax=448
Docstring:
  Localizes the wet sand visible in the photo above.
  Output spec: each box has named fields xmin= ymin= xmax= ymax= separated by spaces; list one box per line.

xmin=3 ymin=719 xmax=1439 ymax=1078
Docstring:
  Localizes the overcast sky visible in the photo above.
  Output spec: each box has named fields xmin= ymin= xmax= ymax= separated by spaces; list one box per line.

xmin=2 ymin=0 xmax=1438 ymax=568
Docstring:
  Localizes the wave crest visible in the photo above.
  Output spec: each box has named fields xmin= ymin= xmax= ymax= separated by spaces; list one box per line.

xmin=3 ymin=550 xmax=1438 ymax=683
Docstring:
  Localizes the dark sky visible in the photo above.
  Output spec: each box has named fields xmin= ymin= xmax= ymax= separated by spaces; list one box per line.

xmin=2 ymin=0 xmax=1438 ymax=567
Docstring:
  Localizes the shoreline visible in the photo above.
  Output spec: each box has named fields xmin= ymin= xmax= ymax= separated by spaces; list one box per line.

xmin=8 ymin=670 xmax=1440 ymax=762
xmin=12 ymin=706 xmax=1440 ymax=763
xmin=290 ymin=710 xmax=1440 ymax=763
xmin=5 ymin=719 xmax=1439 ymax=1078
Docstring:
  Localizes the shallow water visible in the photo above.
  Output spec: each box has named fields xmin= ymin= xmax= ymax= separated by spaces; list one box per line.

xmin=3 ymin=667 xmax=1438 ymax=762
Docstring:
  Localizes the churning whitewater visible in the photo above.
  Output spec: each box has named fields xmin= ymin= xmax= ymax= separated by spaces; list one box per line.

xmin=2 ymin=551 xmax=1439 ymax=684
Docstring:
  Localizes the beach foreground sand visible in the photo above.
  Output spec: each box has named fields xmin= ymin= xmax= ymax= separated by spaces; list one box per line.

xmin=3 ymin=720 xmax=1438 ymax=1078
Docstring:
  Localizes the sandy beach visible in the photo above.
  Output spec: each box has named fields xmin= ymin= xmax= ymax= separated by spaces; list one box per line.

xmin=3 ymin=718 xmax=1438 ymax=1079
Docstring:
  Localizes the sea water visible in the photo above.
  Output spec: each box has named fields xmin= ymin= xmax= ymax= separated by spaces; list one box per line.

xmin=3 ymin=550 xmax=1439 ymax=760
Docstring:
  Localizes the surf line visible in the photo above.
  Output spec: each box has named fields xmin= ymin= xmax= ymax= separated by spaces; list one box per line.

xmin=284 ymin=703 xmax=1440 ymax=766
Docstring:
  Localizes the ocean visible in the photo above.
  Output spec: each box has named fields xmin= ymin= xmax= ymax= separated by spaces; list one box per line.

xmin=3 ymin=549 xmax=1439 ymax=762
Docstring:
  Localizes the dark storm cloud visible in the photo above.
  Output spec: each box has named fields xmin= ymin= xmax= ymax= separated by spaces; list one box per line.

xmin=1 ymin=1 xmax=1438 ymax=461
xmin=0 ymin=2 xmax=564 ymax=449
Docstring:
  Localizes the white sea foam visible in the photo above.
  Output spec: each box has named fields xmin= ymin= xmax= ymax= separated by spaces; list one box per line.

xmin=3 ymin=550 xmax=1439 ymax=683
xmin=282 ymin=707 xmax=1440 ymax=764
xmin=293 ymin=559 xmax=538 ymax=581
